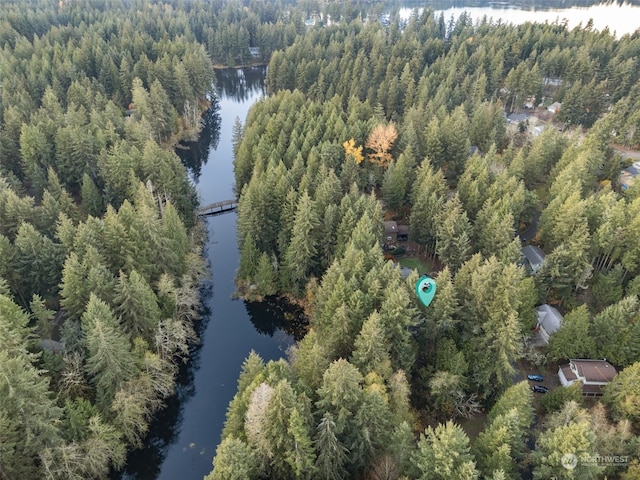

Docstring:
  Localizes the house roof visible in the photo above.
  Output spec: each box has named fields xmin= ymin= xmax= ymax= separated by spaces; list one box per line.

xmin=570 ymin=359 xmax=617 ymax=383
xmin=625 ymin=162 xmax=640 ymax=177
xmin=581 ymin=384 xmax=606 ymax=395
xmin=521 ymin=245 xmax=545 ymax=273
xmin=560 ymin=364 xmax=578 ymax=382
xmin=383 ymin=221 xmax=398 ymax=234
xmin=507 ymin=113 xmax=529 ymax=124
xmin=536 ymin=304 xmax=563 ymax=335
xmin=397 ymin=225 xmax=409 ymax=235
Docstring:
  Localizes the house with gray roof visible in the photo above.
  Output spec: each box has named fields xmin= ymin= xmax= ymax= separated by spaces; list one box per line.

xmin=507 ymin=113 xmax=529 ymax=125
xmin=520 ymin=245 xmax=545 ymax=275
xmin=532 ymin=304 xmax=563 ymax=346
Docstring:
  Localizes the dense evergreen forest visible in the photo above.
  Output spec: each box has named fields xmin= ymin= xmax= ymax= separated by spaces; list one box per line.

xmin=3 ymin=0 xmax=640 ymax=479
xmin=218 ymin=7 xmax=640 ymax=480
xmin=0 ymin=0 xmax=301 ymax=477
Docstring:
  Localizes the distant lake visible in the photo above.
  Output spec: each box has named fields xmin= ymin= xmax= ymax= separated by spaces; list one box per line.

xmin=393 ymin=1 xmax=640 ymax=37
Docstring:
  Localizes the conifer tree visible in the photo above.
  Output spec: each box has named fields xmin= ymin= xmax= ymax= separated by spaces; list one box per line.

xmin=532 ymin=402 xmax=602 ymax=480
xmin=263 ymin=379 xmax=298 ymax=478
xmin=254 ymin=252 xmax=277 ymax=297
xmin=289 ymin=330 xmax=331 ymax=396
xmin=316 ymin=359 xmax=363 ymax=437
xmin=547 ymin=305 xmax=596 ymax=362
xmin=81 ymin=294 xmax=138 ymax=411
xmin=206 ymin=437 xmax=260 ymax=480
xmin=282 ymin=191 xmax=319 ymax=292
xmin=435 ymin=194 xmax=472 ymax=273
xmin=351 ymin=311 xmax=392 ymax=379
xmin=602 ymin=361 xmax=640 ymax=429
xmin=112 ymin=269 xmax=161 ymax=342
xmin=13 ymin=221 xmax=64 ymax=298
xmin=314 ymin=412 xmax=349 ymax=480
xmin=0 ymin=350 xmax=63 ymax=479
xmin=285 ymin=408 xmax=316 ymax=478
xmin=411 ymin=421 xmax=479 ymax=480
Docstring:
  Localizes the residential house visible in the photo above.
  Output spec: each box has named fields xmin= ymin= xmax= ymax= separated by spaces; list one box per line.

xmin=532 ymin=304 xmax=563 ymax=346
xmin=520 ymin=245 xmax=545 ymax=274
xmin=547 ymin=102 xmax=562 ymax=114
xmin=618 ymin=162 xmax=640 ymax=190
xmin=382 ymin=220 xmax=398 ymax=245
xmin=558 ymin=359 xmax=618 ymax=396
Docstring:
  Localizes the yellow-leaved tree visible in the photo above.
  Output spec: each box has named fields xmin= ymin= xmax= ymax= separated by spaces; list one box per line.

xmin=365 ymin=123 xmax=397 ymax=168
xmin=342 ymin=138 xmax=364 ymax=164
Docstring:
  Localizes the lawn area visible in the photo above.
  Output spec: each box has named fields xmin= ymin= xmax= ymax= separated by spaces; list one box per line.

xmin=398 ymin=256 xmax=434 ymax=275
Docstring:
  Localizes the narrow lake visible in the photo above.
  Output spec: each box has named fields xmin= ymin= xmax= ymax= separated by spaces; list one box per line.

xmin=115 ymin=67 xmax=303 ymax=480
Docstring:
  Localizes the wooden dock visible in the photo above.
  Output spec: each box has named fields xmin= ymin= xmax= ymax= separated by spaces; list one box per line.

xmin=197 ymin=199 xmax=238 ymax=217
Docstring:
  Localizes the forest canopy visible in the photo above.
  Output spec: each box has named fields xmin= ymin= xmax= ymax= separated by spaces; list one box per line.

xmin=222 ymin=5 xmax=640 ymax=480
xmin=0 ymin=0 xmax=223 ymax=477
xmin=2 ymin=0 xmax=640 ymax=479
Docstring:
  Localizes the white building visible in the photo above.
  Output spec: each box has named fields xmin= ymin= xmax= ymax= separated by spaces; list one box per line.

xmin=558 ymin=359 xmax=617 ymax=396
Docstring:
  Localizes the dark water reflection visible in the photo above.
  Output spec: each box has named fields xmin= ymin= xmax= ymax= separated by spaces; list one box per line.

xmin=213 ymin=67 xmax=266 ymax=103
xmin=113 ymin=66 xmax=296 ymax=480
xmin=245 ymin=296 xmax=308 ymax=341
xmin=176 ymin=99 xmax=221 ymax=183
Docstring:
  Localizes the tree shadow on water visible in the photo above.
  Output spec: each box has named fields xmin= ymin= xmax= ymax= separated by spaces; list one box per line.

xmin=244 ymin=296 xmax=308 ymax=342
xmin=175 ymin=100 xmax=221 ymax=183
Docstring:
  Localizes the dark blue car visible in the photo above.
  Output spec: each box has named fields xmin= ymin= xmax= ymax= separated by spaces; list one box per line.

xmin=528 ymin=374 xmax=544 ymax=382
xmin=532 ymin=385 xmax=549 ymax=394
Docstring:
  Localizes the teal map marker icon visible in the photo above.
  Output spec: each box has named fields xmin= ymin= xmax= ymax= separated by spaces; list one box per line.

xmin=415 ymin=275 xmax=437 ymax=307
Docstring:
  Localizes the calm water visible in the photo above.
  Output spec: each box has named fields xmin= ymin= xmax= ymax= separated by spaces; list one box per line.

xmin=119 ymin=1 xmax=637 ymax=478
xmin=116 ymin=67 xmax=303 ymax=480
xmin=432 ymin=2 xmax=640 ymax=37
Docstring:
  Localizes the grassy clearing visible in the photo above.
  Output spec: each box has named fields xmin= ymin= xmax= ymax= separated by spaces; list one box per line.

xmin=398 ymin=257 xmax=433 ymax=275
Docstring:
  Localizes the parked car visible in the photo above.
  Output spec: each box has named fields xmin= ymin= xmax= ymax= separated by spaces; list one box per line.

xmin=528 ymin=374 xmax=544 ymax=382
xmin=532 ymin=385 xmax=549 ymax=394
